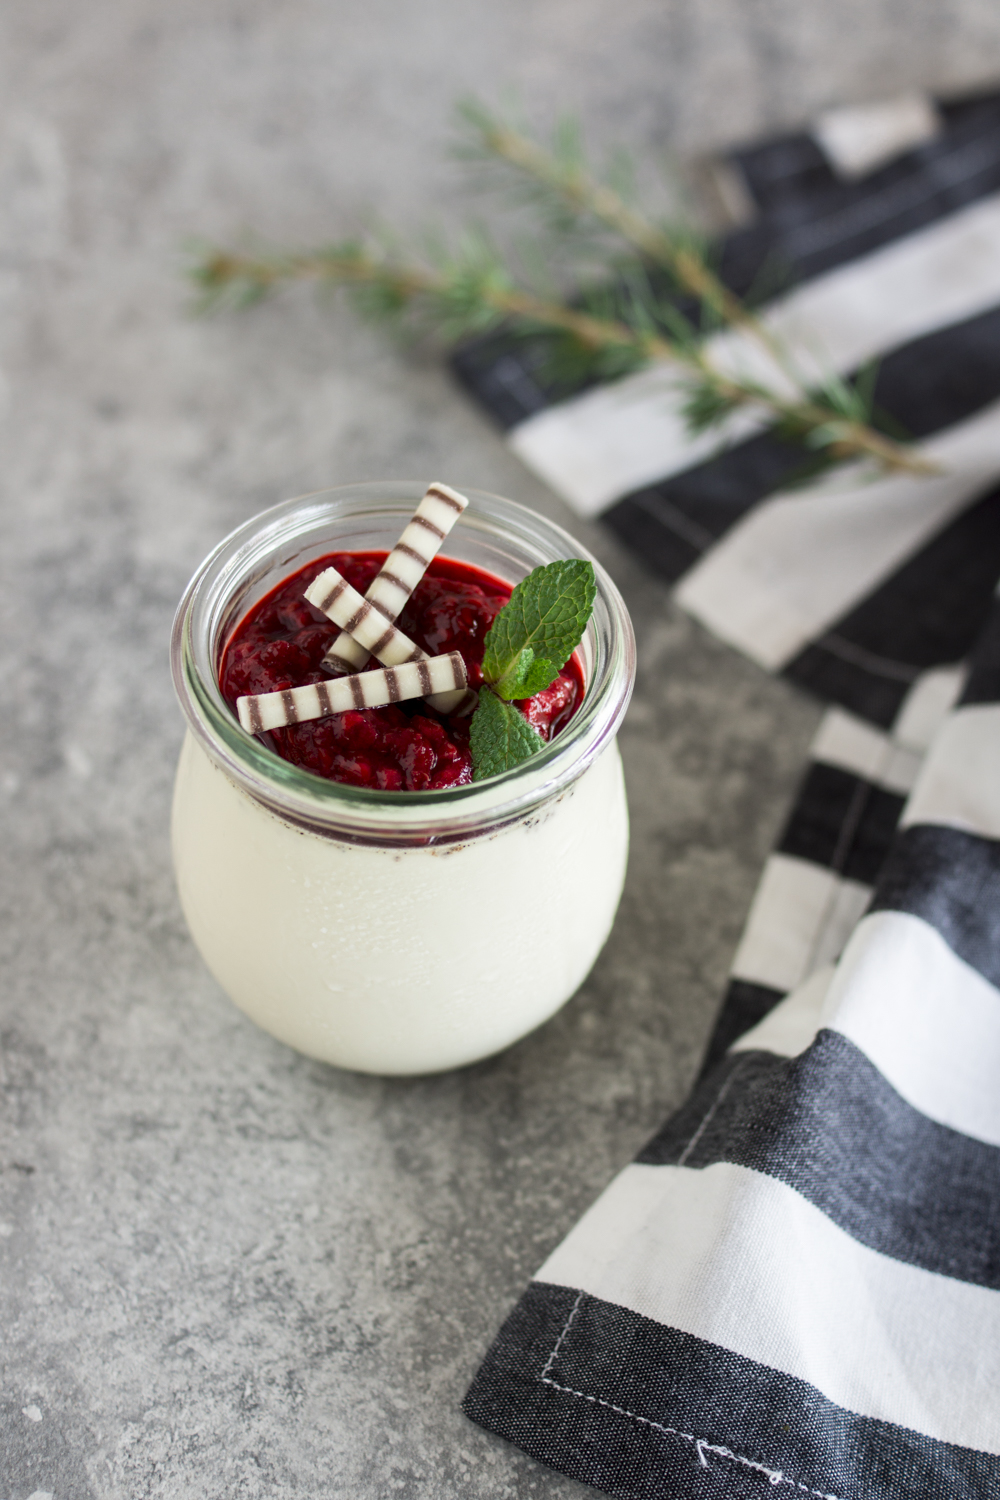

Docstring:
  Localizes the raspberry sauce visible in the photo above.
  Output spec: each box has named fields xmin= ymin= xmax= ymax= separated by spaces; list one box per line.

xmin=220 ymin=553 xmax=584 ymax=791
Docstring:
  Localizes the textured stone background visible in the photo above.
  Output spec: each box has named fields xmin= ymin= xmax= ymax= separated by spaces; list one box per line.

xmin=2 ymin=4 xmax=999 ymax=1497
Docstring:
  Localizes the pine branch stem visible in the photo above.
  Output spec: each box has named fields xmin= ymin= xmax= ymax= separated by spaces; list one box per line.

xmin=197 ymin=248 xmax=679 ymax=354
xmin=194 ymin=247 xmax=935 ymax=476
xmin=479 ymin=124 xmax=783 ymax=352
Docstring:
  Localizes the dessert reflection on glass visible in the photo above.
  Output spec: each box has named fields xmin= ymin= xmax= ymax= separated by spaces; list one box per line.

xmin=170 ymin=482 xmax=635 ymax=1075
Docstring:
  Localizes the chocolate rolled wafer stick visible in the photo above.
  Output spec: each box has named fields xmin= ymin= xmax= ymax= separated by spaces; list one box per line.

xmin=236 ymin=652 xmax=468 ymax=734
xmin=305 ymin=564 xmax=473 ymax=715
xmin=306 ymin=568 xmax=425 ymax=665
xmin=319 ymin=482 xmax=469 ymax=678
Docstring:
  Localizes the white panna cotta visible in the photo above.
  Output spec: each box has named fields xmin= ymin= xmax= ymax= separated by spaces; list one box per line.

xmin=170 ymin=483 xmax=635 ymax=1076
xmin=172 ymin=732 xmax=628 ymax=1074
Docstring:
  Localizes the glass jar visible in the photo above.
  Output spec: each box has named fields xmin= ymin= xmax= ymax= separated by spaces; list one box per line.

xmin=170 ymin=482 xmax=634 ymax=1075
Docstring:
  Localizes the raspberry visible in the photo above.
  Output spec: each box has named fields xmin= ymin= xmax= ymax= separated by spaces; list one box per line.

xmin=278 ymin=598 xmax=321 ymax=632
xmin=386 ymin=728 xmax=437 ymax=790
xmin=293 ymin=624 xmax=335 ymax=664
xmin=257 ymin=639 xmax=311 ymax=680
xmin=337 ymin=711 xmax=379 ymax=751
xmin=518 ymin=672 xmax=578 ymax=741
xmin=331 ymin=754 xmax=374 ymax=787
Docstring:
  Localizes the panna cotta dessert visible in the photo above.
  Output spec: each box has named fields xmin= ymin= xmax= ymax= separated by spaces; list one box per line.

xmin=170 ymin=482 xmax=634 ymax=1075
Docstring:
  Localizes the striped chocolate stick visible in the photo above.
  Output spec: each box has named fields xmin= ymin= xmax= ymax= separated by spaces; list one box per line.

xmin=236 ymin=652 xmax=468 ymax=735
xmin=319 ymin=482 xmax=468 ymax=678
xmin=305 ymin=563 xmax=473 ymax=715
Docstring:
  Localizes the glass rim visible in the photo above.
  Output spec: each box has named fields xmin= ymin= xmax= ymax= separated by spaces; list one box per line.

xmin=171 ymin=482 xmax=635 ymax=844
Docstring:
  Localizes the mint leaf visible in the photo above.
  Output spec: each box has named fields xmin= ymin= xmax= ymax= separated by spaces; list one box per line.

xmin=483 ymin=560 xmax=596 ymax=701
xmin=469 ymin=687 xmax=546 ymax=781
xmin=499 ymin=646 xmax=560 ymax=701
xmin=469 ymin=558 xmax=597 ymax=779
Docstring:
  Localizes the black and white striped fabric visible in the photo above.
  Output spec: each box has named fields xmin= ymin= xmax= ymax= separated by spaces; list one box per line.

xmin=459 ymin=91 xmax=1000 ymax=1499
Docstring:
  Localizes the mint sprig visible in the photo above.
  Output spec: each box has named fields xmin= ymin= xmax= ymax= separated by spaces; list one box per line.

xmin=469 ymin=686 xmax=546 ymax=777
xmin=470 ymin=559 xmax=596 ymax=781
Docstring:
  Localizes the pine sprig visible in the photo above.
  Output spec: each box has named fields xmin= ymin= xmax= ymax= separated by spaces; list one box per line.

xmin=453 ymin=103 xmax=931 ymax=472
xmin=191 ymin=240 xmax=678 ymax=358
xmin=188 ymin=103 xmax=937 ymax=478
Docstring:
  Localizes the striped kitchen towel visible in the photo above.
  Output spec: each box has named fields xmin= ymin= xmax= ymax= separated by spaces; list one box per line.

xmin=460 ymin=90 xmax=1000 ymax=1499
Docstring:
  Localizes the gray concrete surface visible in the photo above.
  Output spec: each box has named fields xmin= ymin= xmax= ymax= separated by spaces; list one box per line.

xmin=2 ymin=4 xmax=999 ymax=1497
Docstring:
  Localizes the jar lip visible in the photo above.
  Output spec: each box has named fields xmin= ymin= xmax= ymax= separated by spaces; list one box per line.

xmin=171 ymin=482 xmax=635 ymax=843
